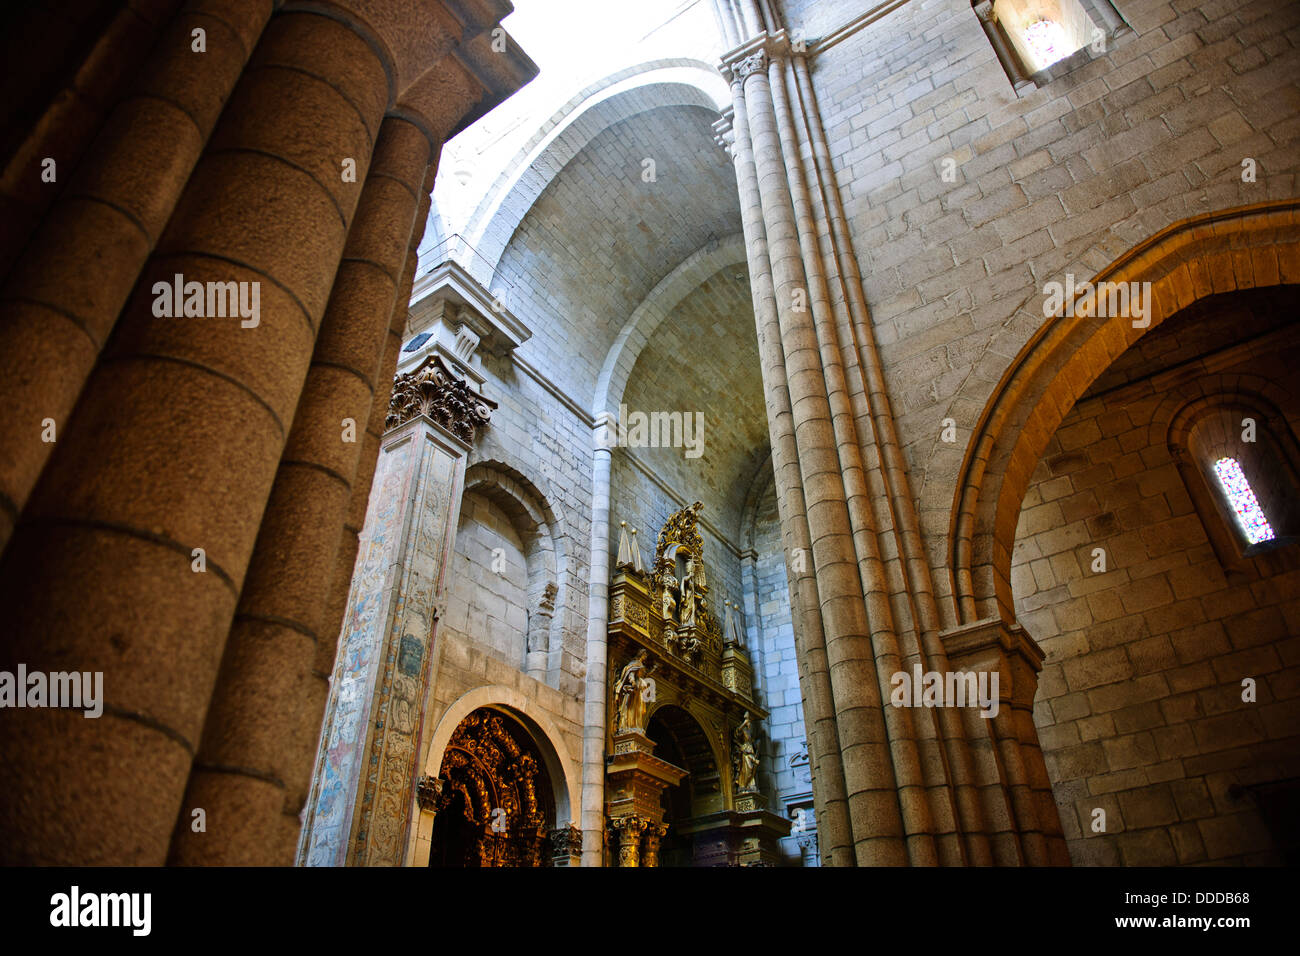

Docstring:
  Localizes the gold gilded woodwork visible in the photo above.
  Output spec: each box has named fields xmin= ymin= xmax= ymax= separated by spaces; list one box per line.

xmin=605 ymin=503 xmax=788 ymax=864
xmin=430 ymin=709 xmax=553 ymax=867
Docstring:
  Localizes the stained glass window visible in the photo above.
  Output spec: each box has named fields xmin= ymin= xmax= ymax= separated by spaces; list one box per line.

xmin=1212 ymin=457 xmax=1275 ymax=545
xmin=1023 ymin=18 xmax=1071 ymax=69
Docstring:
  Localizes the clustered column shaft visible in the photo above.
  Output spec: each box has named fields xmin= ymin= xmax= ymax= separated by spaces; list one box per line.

xmin=715 ymin=4 xmax=1065 ymax=864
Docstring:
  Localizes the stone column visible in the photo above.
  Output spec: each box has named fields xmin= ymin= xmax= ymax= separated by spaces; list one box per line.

xmin=722 ymin=72 xmax=855 ymax=867
xmin=767 ymin=49 xmax=936 ymax=865
xmin=579 ymin=413 xmax=617 ymax=865
xmin=736 ymin=46 xmax=907 ymax=865
xmin=0 ymin=8 xmax=391 ymax=865
xmin=974 ymin=1 xmax=1033 ymax=89
xmin=788 ymin=54 xmax=990 ymax=866
xmin=526 ymin=582 xmax=557 ymax=680
xmin=301 ymin=358 xmax=493 ymax=867
xmin=168 ymin=116 xmax=433 ymax=866
xmin=0 ymin=0 xmax=273 ymax=552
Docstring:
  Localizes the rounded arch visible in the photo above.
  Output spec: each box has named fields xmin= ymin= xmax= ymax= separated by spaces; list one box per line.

xmin=461 ymin=60 xmax=730 ymax=286
xmin=646 ymin=701 xmax=724 ymax=803
xmin=593 ymin=232 xmax=748 ymax=415
xmin=461 ymin=459 xmax=569 ymax=676
xmin=948 ymin=200 xmax=1300 ymax=625
xmin=738 ymin=450 xmax=776 ymax=554
xmin=409 ymin=684 xmax=581 ymax=866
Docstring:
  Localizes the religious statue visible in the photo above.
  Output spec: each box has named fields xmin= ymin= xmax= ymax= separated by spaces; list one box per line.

xmin=680 ymin=556 xmax=697 ymax=629
xmin=661 ymin=578 xmax=677 ymax=623
xmin=732 ymin=712 xmax=758 ymax=793
xmin=614 ymin=649 xmax=655 ymax=733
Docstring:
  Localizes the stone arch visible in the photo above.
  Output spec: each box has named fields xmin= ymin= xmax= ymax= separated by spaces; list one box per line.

xmin=739 ymin=451 xmax=776 ymax=554
xmin=460 ymin=60 xmax=730 ymax=287
xmin=461 ymin=459 xmax=568 ymax=677
xmin=948 ymin=201 xmax=1300 ymax=625
xmin=594 ymin=233 xmax=749 ymax=416
xmin=646 ymin=701 xmax=724 ymax=816
xmin=408 ymin=684 xmax=581 ymax=866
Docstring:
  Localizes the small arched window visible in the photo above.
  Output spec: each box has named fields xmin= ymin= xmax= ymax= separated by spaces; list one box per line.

xmin=1169 ymin=392 xmax=1299 ymax=574
xmin=974 ymin=0 xmax=1129 ymax=90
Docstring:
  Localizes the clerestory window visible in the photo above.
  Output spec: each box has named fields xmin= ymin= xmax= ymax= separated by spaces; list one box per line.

xmin=973 ymin=0 xmax=1129 ymax=90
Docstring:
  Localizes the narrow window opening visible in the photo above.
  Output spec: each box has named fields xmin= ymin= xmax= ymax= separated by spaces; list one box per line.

xmin=1212 ymin=456 xmax=1276 ymax=545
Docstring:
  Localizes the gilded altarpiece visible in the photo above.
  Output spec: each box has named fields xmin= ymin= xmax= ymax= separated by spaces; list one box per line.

xmin=605 ymin=503 xmax=790 ymax=866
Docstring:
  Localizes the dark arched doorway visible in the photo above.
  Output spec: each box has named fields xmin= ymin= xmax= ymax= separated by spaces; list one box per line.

xmin=646 ymin=704 xmax=720 ymax=866
xmin=427 ymin=707 xmax=555 ymax=867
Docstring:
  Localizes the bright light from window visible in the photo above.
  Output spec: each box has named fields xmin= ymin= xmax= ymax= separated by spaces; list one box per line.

xmin=1213 ymin=457 xmax=1275 ymax=545
xmin=1022 ymin=18 xmax=1071 ymax=69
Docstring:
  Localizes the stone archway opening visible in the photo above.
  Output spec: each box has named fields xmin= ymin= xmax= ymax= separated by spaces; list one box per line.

xmin=646 ymin=704 xmax=721 ymax=866
xmin=1006 ymin=283 xmax=1300 ymax=866
xmin=426 ymin=707 xmax=557 ymax=867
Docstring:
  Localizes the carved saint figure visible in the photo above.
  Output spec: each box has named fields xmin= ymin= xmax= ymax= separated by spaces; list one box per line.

xmin=679 ymin=556 xmax=697 ymax=629
xmin=614 ymin=650 xmax=655 ymax=732
xmin=661 ymin=578 xmax=677 ymax=623
xmin=733 ymin=712 xmax=759 ymax=793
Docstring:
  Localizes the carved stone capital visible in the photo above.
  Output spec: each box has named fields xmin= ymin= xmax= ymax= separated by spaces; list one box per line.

xmin=549 ymin=824 xmax=582 ymax=854
xmin=416 ymin=774 xmax=447 ymax=813
xmin=386 ymin=353 xmax=497 ymax=442
xmin=734 ymin=51 xmax=768 ymax=80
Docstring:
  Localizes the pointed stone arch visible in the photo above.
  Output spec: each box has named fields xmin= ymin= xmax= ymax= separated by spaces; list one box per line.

xmin=948 ymin=201 xmax=1300 ymax=626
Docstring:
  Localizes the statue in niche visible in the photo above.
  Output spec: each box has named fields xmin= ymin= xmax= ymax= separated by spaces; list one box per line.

xmin=661 ymin=578 xmax=677 ymax=627
xmin=614 ymin=649 xmax=656 ymax=733
xmin=679 ymin=556 xmax=697 ymax=629
xmin=732 ymin=712 xmax=759 ymax=794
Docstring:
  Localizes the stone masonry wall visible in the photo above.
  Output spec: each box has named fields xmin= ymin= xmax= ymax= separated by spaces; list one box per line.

xmin=1011 ymin=336 xmax=1300 ymax=864
xmin=799 ymin=0 xmax=1300 ymax=624
xmin=744 ymin=471 xmax=812 ymax=864
xmin=441 ymin=491 xmax=530 ymax=670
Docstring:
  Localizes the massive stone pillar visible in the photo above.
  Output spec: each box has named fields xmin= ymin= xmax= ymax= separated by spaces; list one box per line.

xmin=728 ymin=41 xmax=909 ymax=866
xmin=0 ymin=0 xmax=536 ymax=866
xmin=170 ymin=115 xmax=434 ymax=866
xmin=299 ymin=260 xmax=530 ymax=867
xmin=299 ymin=358 xmax=492 ymax=866
xmin=0 ymin=0 xmax=273 ymax=552
xmin=717 ymin=83 xmax=855 ymax=865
